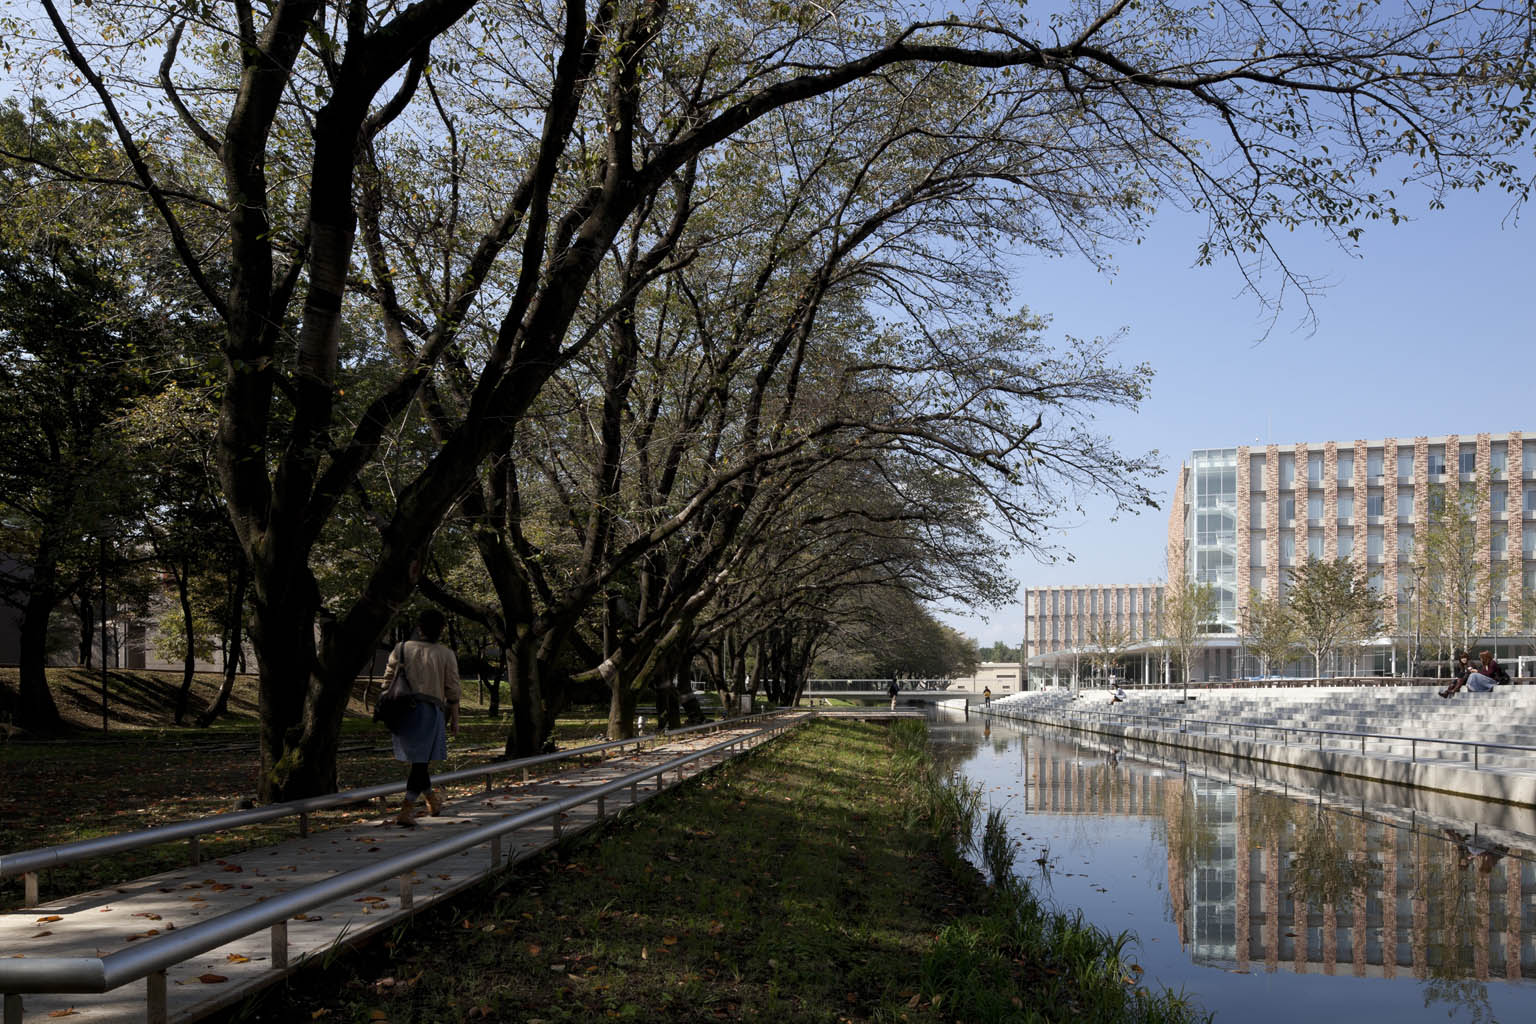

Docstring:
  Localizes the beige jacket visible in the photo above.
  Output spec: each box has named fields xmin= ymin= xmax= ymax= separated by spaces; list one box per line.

xmin=383 ymin=640 xmax=461 ymax=708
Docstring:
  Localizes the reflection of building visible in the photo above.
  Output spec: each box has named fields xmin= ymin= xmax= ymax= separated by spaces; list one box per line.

xmin=1019 ymin=746 xmax=1536 ymax=981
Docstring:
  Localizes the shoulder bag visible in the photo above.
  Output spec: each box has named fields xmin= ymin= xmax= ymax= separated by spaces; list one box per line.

xmin=373 ymin=643 xmax=419 ymax=732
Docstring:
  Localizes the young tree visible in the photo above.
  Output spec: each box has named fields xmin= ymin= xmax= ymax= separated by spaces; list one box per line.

xmin=1241 ymin=590 xmax=1301 ymax=679
xmin=1417 ymin=480 xmax=1500 ymax=663
xmin=1084 ymin=619 xmax=1132 ymax=684
xmin=1287 ymin=558 xmax=1385 ymax=678
xmin=1162 ymin=577 xmax=1218 ymax=699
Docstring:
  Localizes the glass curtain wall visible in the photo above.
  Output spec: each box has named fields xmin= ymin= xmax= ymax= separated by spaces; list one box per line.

xmin=1187 ymin=449 xmax=1239 ymax=630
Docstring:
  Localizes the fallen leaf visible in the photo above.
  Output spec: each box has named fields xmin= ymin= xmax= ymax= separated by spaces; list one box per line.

xmin=47 ymin=1010 xmax=79 ymax=1018
xmin=662 ymin=936 xmax=678 ymax=945
xmin=198 ymin=974 xmax=228 ymax=984
xmin=36 ymin=916 xmax=62 ymax=924
xmin=132 ymin=913 xmax=162 ymax=921
xmin=226 ymin=954 xmax=251 ymax=964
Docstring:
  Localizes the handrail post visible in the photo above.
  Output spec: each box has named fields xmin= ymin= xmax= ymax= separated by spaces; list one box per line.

xmin=23 ymin=871 xmax=37 ymax=908
xmin=1475 ymin=745 xmax=1480 ymax=770
xmin=189 ymin=834 xmax=200 ymax=866
xmin=271 ymin=920 xmax=289 ymax=969
xmin=552 ymin=813 xmax=563 ymax=841
xmin=1411 ymin=739 xmax=1416 ymax=763
xmin=490 ymin=836 xmax=502 ymax=868
xmin=400 ymin=874 xmax=415 ymax=909
xmin=299 ymin=811 xmax=309 ymax=838
xmin=4 ymin=993 xmax=21 ymax=1024
xmin=597 ymin=795 xmax=606 ymax=818
xmin=147 ymin=969 xmax=168 ymax=1024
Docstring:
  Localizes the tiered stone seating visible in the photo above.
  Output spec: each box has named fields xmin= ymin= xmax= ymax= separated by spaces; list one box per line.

xmin=990 ymin=685 xmax=1536 ymax=774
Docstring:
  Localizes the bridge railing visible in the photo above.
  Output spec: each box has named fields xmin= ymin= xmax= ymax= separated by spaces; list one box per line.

xmin=0 ymin=715 xmax=804 ymax=1022
xmin=803 ymin=679 xmax=953 ymax=692
xmin=0 ymin=711 xmax=786 ymax=908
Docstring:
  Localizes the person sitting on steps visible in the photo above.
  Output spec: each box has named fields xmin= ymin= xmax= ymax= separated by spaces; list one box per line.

xmin=1442 ymin=650 xmax=1507 ymax=697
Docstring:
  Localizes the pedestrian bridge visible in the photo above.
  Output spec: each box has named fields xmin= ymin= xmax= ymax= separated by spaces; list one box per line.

xmin=800 ymin=680 xmax=990 ymax=704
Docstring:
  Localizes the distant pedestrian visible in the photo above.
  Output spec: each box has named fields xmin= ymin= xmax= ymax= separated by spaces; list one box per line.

xmin=888 ymin=678 xmax=900 ymax=710
xmin=1110 ymin=685 xmax=1127 ymax=705
xmin=383 ymin=609 xmax=461 ymax=827
xmin=983 ymin=686 xmax=992 ymax=708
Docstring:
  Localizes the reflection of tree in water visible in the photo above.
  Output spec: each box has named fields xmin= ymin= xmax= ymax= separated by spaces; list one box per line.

xmin=1287 ymin=801 xmax=1372 ymax=908
xmin=1421 ymin=976 xmax=1495 ymax=1024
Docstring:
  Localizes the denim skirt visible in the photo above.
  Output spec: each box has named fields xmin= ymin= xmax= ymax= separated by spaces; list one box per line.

xmin=392 ymin=700 xmax=447 ymax=763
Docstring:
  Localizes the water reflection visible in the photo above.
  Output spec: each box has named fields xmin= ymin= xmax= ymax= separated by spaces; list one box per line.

xmin=929 ymin=711 xmax=1536 ymax=1023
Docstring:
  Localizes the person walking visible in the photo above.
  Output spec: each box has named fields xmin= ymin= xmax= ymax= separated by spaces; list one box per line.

xmin=887 ymin=677 xmax=900 ymax=710
xmin=384 ymin=609 xmax=461 ymax=826
xmin=983 ymin=686 xmax=992 ymax=708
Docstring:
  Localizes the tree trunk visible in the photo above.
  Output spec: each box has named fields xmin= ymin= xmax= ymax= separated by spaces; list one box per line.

xmin=503 ymin=628 xmax=545 ymax=759
xmin=174 ymin=562 xmax=195 ymax=725
xmin=16 ymin=541 xmax=63 ymax=732
xmin=198 ymin=565 xmax=247 ymax=727
xmin=251 ymin=593 xmax=321 ymax=801
xmin=606 ymin=670 xmax=638 ymax=739
xmin=76 ymin=591 xmax=95 ymax=669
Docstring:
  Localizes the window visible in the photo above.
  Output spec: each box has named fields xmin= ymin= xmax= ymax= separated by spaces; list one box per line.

xmin=1367 ymin=450 xmax=1384 ymax=477
xmin=1338 ymin=492 xmax=1354 ymax=520
xmin=1281 ymin=497 xmax=1296 ymax=523
xmin=1460 ymin=445 xmax=1477 ymax=475
xmin=1307 ymin=453 xmax=1323 ymax=485
xmin=1250 ymin=498 xmax=1265 ymax=529
xmin=1428 ymin=490 xmax=1446 ymax=514
xmin=1493 ymin=485 xmax=1507 ymax=514
xmin=1492 ymin=442 xmax=1507 ymax=473
xmin=1090 ymin=591 xmax=1097 ymax=614
xmin=1525 ymin=440 xmax=1536 ymax=467
xmin=1369 ymin=571 xmax=1385 ymax=594
xmin=1308 ymin=531 xmax=1324 ymax=559
xmin=1280 ymin=534 xmax=1296 ymax=565
xmin=1428 ymin=446 xmax=1445 ymax=476
xmin=1250 ymin=454 xmax=1266 ymax=488
xmin=1366 ymin=492 xmax=1384 ymax=518
xmin=1526 ymin=486 xmax=1536 ymax=513
xmin=1338 ymin=528 xmax=1354 ymax=558
xmin=1308 ymin=495 xmax=1323 ymax=521
xmin=1337 ymin=452 xmax=1353 ymax=482
xmin=1525 ymin=525 xmax=1536 ymax=556
xmin=1279 ymin=454 xmax=1295 ymax=489
xmin=1251 ymin=536 xmax=1265 ymax=565
xmin=1397 ymin=489 xmax=1413 ymax=520
xmin=1397 ymin=526 xmax=1413 ymax=560
xmin=1251 ymin=569 xmax=1265 ymax=593
xmin=1398 ymin=447 xmax=1414 ymax=481
xmin=1367 ymin=528 xmax=1383 ymax=558
xmin=1492 ymin=527 xmax=1507 ymax=556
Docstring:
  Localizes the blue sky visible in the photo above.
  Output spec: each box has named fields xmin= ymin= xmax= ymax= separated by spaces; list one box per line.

xmin=940 ymin=182 xmax=1534 ymax=647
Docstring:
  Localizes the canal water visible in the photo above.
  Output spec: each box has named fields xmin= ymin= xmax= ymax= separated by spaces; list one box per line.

xmin=928 ymin=709 xmax=1536 ymax=1024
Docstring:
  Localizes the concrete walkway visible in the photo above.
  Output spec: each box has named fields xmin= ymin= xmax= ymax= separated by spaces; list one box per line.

xmin=1 ymin=715 xmax=816 ymax=1023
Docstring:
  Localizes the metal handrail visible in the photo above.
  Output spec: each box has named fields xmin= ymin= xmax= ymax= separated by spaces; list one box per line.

xmin=0 ymin=717 xmax=801 ymax=998
xmin=988 ymin=700 xmax=1536 ymax=768
xmin=0 ymin=711 xmax=787 ymax=884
